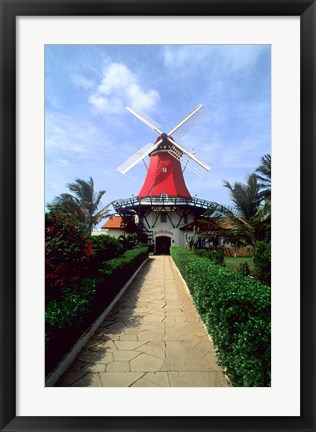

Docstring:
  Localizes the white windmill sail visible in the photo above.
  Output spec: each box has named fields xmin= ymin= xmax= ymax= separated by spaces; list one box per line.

xmin=172 ymin=106 xmax=207 ymax=140
xmin=183 ymin=158 xmax=208 ymax=177
xmin=168 ymin=104 xmax=204 ymax=136
xmin=126 ymin=106 xmax=162 ymax=135
xmin=167 ymin=136 xmax=210 ymax=172
xmin=117 ymin=142 xmax=159 ymax=174
xmin=168 ymin=146 xmax=207 ymax=177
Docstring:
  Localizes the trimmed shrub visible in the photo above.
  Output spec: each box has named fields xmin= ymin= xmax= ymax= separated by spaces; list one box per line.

xmin=89 ymin=235 xmax=123 ymax=276
xmin=90 ymin=235 xmax=123 ymax=260
xmin=98 ymin=246 xmax=149 ymax=288
xmin=45 ymin=278 xmax=97 ymax=340
xmin=253 ymin=241 xmax=271 ymax=285
xmin=170 ymin=246 xmax=271 ymax=387
xmin=238 ymin=261 xmax=252 ymax=277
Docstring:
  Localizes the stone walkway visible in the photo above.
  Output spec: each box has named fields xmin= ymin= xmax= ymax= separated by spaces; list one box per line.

xmin=57 ymin=256 xmax=229 ymax=387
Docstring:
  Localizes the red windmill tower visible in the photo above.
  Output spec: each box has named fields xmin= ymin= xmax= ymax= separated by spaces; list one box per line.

xmin=111 ymin=105 xmax=215 ymax=254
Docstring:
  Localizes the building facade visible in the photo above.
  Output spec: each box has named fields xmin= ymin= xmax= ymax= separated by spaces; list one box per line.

xmin=103 ymin=127 xmax=219 ymax=254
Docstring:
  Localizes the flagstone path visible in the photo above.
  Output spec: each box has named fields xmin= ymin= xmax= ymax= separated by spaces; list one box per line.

xmin=56 ymin=255 xmax=230 ymax=387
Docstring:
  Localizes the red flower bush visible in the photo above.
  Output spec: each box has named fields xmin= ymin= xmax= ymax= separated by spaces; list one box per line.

xmin=45 ymin=211 xmax=94 ymax=304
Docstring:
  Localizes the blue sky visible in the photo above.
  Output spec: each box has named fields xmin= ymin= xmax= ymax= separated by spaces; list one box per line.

xmin=45 ymin=44 xmax=271 ymax=226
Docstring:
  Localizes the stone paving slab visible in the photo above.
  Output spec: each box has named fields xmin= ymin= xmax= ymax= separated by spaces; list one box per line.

xmin=56 ymin=256 xmax=230 ymax=387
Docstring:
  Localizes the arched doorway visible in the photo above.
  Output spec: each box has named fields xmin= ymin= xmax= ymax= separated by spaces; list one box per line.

xmin=155 ymin=236 xmax=171 ymax=255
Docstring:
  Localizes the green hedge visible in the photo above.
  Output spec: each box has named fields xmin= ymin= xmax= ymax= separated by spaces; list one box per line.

xmin=99 ymin=246 xmax=148 ymax=277
xmin=253 ymin=241 xmax=271 ymax=286
xmin=45 ymin=246 xmax=149 ymax=375
xmin=170 ymin=246 xmax=271 ymax=387
xmin=194 ymin=248 xmax=225 ymax=266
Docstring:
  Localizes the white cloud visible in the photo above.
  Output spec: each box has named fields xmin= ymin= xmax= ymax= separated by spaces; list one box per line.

xmin=89 ymin=62 xmax=160 ymax=114
xmin=222 ymin=45 xmax=266 ymax=73
xmin=71 ymin=74 xmax=94 ymax=90
xmin=162 ymin=45 xmax=267 ymax=75
xmin=52 ymin=159 xmax=73 ymax=167
xmin=46 ymin=93 xmax=59 ymax=108
xmin=163 ymin=46 xmax=206 ymax=68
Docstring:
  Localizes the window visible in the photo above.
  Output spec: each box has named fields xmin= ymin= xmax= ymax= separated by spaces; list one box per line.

xmin=162 ymin=167 xmax=167 ymax=173
xmin=160 ymin=213 xmax=167 ymax=223
xmin=183 ymin=214 xmax=188 ymax=224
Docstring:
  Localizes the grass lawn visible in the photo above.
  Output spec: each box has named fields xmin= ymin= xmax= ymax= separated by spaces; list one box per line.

xmin=224 ymin=256 xmax=254 ymax=273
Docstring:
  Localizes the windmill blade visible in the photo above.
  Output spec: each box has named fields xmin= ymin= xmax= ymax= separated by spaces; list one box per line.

xmin=182 ymin=150 xmax=195 ymax=173
xmin=167 ymin=136 xmax=210 ymax=172
xmin=117 ymin=140 xmax=162 ymax=174
xmin=167 ymin=104 xmax=204 ymax=137
xmin=126 ymin=106 xmax=163 ymax=135
xmin=183 ymin=158 xmax=208 ymax=177
xmin=168 ymin=145 xmax=208 ymax=177
xmin=172 ymin=106 xmax=207 ymax=140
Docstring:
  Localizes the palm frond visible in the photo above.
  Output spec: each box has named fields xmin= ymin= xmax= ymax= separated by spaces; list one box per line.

xmin=47 ymin=177 xmax=110 ymax=229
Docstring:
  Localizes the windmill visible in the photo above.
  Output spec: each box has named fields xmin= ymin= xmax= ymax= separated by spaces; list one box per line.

xmin=106 ymin=104 xmax=216 ymax=254
xmin=117 ymin=104 xmax=210 ymax=196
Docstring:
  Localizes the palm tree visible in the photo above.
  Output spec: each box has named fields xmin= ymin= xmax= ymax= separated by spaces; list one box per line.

xmin=254 ymin=154 xmax=271 ymax=224
xmin=255 ymin=154 xmax=271 ymax=200
xmin=206 ymin=157 xmax=271 ymax=246
xmin=205 ymin=174 xmax=263 ymax=246
xmin=223 ymin=173 xmax=262 ymax=220
xmin=47 ymin=177 xmax=111 ymax=230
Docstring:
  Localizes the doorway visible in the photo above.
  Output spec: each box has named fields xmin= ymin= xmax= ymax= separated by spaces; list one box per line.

xmin=155 ymin=236 xmax=171 ymax=255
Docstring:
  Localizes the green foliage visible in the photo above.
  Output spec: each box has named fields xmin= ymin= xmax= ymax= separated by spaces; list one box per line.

xmin=45 ymin=240 xmax=149 ymax=375
xmin=238 ymin=261 xmax=252 ymax=277
xmin=253 ymin=241 xmax=271 ymax=286
xmin=194 ymin=249 xmax=225 ymax=267
xmin=45 ymin=211 xmax=94 ymax=304
xmin=186 ymin=226 xmax=200 ymax=250
xmin=89 ymin=235 xmax=123 ymax=275
xmin=118 ymin=233 xmax=139 ymax=251
xmin=205 ymin=155 xmax=271 ymax=247
xmin=139 ymin=242 xmax=154 ymax=253
xmin=224 ymin=256 xmax=254 ymax=273
xmin=170 ymin=246 xmax=271 ymax=387
xmin=223 ymin=174 xmax=262 ymax=220
xmin=47 ymin=177 xmax=111 ymax=229
xmin=99 ymin=246 xmax=149 ymax=282
xmin=46 ymin=278 xmax=97 ymax=339
xmin=255 ymin=154 xmax=271 ymax=201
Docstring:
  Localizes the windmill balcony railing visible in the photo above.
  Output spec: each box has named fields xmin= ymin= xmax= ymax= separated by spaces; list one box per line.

xmin=112 ymin=196 xmax=218 ymax=212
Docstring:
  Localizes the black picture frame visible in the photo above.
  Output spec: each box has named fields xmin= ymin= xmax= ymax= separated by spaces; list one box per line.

xmin=1 ymin=1 xmax=315 ymax=431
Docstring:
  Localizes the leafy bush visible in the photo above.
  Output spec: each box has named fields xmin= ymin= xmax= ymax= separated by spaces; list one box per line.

xmin=46 ymin=278 xmax=97 ymax=339
xmin=89 ymin=235 xmax=123 ymax=276
xmin=238 ymin=261 xmax=252 ymax=277
xmin=194 ymin=248 xmax=225 ymax=267
xmin=90 ymin=234 xmax=123 ymax=260
xmin=170 ymin=246 xmax=271 ymax=387
xmin=118 ymin=233 xmax=140 ymax=251
xmin=139 ymin=242 xmax=154 ymax=253
xmin=98 ymin=246 xmax=149 ymax=286
xmin=45 ymin=211 xmax=94 ymax=304
xmin=253 ymin=241 xmax=271 ymax=285
xmin=45 ymin=244 xmax=149 ymax=375
xmin=193 ymin=249 xmax=209 ymax=259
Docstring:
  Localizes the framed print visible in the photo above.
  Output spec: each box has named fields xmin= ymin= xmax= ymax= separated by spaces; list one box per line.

xmin=0 ymin=0 xmax=315 ymax=431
